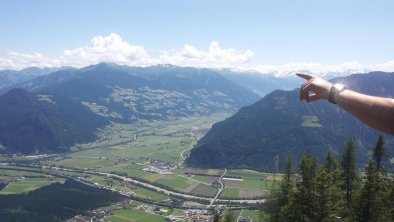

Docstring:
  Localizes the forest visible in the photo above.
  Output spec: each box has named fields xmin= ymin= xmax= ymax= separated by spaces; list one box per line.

xmin=263 ymin=135 xmax=394 ymax=222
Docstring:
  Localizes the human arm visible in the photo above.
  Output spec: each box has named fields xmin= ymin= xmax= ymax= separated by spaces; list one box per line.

xmin=297 ymin=73 xmax=394 ymax=135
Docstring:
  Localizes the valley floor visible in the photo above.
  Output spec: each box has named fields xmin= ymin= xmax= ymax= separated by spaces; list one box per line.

xmin=0 ymin=113 xmax=279 ymax=221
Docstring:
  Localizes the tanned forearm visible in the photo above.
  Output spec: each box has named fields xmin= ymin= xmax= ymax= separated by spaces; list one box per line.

xmin=336 ymin=89 xmax=394 ymax=135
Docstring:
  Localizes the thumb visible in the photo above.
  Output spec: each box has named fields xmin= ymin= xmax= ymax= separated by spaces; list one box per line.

xmin=308 ymin=93 xmax=320 ymax=102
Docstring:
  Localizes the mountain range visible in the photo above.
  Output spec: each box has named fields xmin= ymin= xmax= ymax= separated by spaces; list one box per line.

xmin=186 ymin=72 xmax=394 ymax=172
xmin=0 ymin=63 xmax=274 ymax=154
xmin=1 ymin=64 xmax=263 ymax=122
xmin=217 ymin=69 xmax=302 ymax=96
xmin=0 ymin=67 xmax=72 ymax=90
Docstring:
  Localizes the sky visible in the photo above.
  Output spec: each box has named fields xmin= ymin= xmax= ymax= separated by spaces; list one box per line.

xmin=1 ymin=0 xmax=394 ymax=76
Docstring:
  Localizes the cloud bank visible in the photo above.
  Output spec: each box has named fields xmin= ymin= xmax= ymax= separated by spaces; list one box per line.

xmin=1 ymin=33 xmax=394 ymax=77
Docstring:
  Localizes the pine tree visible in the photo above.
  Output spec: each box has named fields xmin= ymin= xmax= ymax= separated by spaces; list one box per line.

xmin=266 ymin=155 xmax=295 ymax=221
xmin=373 ymin=134 xmax=388 ymax=172
xmin=355 ymin=160 xmax=386 ymax=222
xmin=386 ymin=183 xmax=394 ymax=221
xmin=341 ymin=138 xmax=359 ymax=210
xmin=290 ymin=154 xmax=318 ymax=221
xmin=325 ymin=151 xmax=340 ymax=183
xmin=281 ymin=155 xmax=294 ymax=205
xmin=315 ymin=166 xmax=332 ymax=221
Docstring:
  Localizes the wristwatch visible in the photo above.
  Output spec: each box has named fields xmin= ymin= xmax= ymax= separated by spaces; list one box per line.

xmin=328 ymin=83 xmax=346 ymax=104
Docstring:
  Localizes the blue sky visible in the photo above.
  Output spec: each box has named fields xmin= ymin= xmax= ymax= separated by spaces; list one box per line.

xmin=1 ymin=0 xmax=393 ymax=75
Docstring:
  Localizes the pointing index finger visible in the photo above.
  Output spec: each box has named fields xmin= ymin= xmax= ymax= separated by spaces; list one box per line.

xmin=296 ymin=73 xmax=313 ymax=80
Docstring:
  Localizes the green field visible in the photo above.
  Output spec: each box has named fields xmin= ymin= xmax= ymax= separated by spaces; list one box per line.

xmin=52 ymin=156 xmax=113 ymax=169
xmin=154 ymin=175 xmax=195 ymax=190
xmin=241 ymin=178 xmax=266 ymax=189
xmin=302 ymin=115 xmax=322 ymax=128
xmin=99 ymin=163 xmax=149 ymax=178
xmin=134 ymin=188 xmax=168 ymax=201
xmin=170 ymin=168 xmax=187 ymax=175
xmin=241 ymin=178 xmax=278 ymax=190
xmin=227 ymin=169 xmax=271 ymax=180
xmin=222 ymin=187 xmax=240 ymax=198
xmin=0 ymin=176 xmax=65 ymax=195
xmin=108 ymin=209 xmax=167 ymax=222
xmin=240 ymin=209 xmax=266 ymax=222
xmin=0 ymin=168 xmax=42 ymax=177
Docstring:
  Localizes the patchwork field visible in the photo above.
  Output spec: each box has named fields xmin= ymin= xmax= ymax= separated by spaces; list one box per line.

xmin=188 ymin=183 xmax=217 ymax=197
xmin=50 ymin=114 xmax=228 ymax=169
xmin=0 ymin=113 xmax=281 ymax=222
xmin=222 ymin=178 xmax=242 ymax=187
xmin=239 ymin=189 xmax=269 ymax=198
xmin=1 ymin=114 xmax=280 ymax=202
xmin=107 ymin=209 xmax=167 ymax=222
xmin=192 ymin=175 xmax=220 ymax=184
xmin=220 ymin=169 xmax=281 ymax=199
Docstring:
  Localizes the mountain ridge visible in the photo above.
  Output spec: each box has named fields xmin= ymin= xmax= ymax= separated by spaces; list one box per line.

xmin=17 ymin=63 xmax=261 ymax=122
xmin=0 ymin=88 xmax=108 ymax=154
xmin=186 ymin=71 xmax=394 ymax=172
xmin=0 ymin=64 xmax=261 ymax=154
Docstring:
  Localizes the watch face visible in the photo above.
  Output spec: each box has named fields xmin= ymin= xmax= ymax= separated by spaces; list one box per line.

xmin=334 ymin=83 xmax=345 ymax=91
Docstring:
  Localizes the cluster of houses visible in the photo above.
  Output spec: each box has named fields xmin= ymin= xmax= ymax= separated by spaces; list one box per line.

xmin=142 ymin=165 xmax=173 ymax=175
xmin=25 ymin=154 xmax=55 ymax=160
xmin=238 ymin=216 xmax=253 ymax=222
xmin=184 ymin=209 xmax=214 ymax=222
xmin=142 ymin=159 xmax=178 ymax=175
xmin=65 ymin=209 xmax=112 ymax=222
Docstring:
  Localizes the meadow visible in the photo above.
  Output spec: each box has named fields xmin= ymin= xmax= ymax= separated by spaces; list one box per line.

xmin=0 ymin=168 xmax=65 ymax=195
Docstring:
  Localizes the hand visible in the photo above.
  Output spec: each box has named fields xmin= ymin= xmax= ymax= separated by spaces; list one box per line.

xmin=296 ymin=73 xmax=333 ymax=102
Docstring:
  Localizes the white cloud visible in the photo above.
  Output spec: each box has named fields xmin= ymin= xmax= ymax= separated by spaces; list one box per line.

xmin=1 ymin=33 xmax=394 ymax=77
xmin=0 ymin=34 xmax=253 ymax=70
xmin=61 ymin=33 xmax=155 ymax=67
xmin=159 ymin=41 xmax=254 ymax=68
xmin=0 ymin=52 xmax=62 ymax=70
xmin=253 ymin=60 xmax=394 ymax=77
xmin=373 ymin=60 xmax=394 ymax=72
